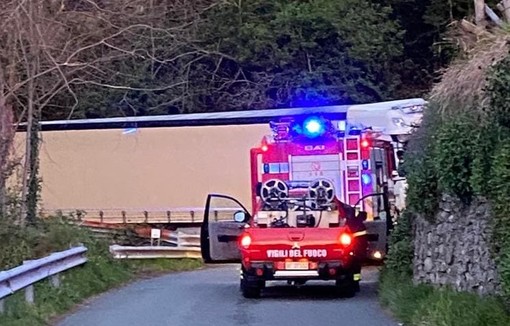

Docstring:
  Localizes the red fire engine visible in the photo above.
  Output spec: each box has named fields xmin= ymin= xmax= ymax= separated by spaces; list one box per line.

xmin=200 ymin=112 xmax=398 ymax=298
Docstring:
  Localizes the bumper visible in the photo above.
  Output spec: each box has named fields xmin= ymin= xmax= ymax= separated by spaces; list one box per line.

xmin=242 ymin=260 xmax=359 ymax=281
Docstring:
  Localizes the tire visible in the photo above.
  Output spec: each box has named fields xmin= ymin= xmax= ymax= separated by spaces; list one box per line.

xmin=335 ymin=278 xmax=356 ymax=298
xmin=240 ymin=268 xmax=262 ymax=298
xmin=354 ymin=280 xmax=360 ymax=292
xmin=240 ymin=277 xmax=261 ymax=298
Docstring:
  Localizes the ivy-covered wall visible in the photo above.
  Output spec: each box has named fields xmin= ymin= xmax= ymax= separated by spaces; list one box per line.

xmin=399 ymin=54 xmax=510 ymax=302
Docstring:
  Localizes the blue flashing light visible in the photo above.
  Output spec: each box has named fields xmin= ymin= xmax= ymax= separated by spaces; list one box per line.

xmin=361 ymin=160 xmax=369 ymax=170
xmin=348 ymin=128 xmax=362 ymax=136
xmin=302 ymin=116 xmax=325 ymax=138
xmin=361 ymin=174 xmax=372 ymax=185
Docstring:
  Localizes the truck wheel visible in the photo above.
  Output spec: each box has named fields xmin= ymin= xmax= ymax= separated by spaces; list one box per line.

xmin=240 ymin=277 xmax=261 ymax=298
xmin=335 ymin=279 xmax=356 ymax=298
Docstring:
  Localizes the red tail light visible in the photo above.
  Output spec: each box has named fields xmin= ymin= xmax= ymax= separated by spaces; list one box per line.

xmin=339 ymin=233 xmax=352 ymax=247
xmin=240 ymin=233 xmax=252 ymax=249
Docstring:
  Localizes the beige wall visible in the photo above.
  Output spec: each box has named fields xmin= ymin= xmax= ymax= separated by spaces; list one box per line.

xmin=15 ymin=124 xmax=269 ymax=213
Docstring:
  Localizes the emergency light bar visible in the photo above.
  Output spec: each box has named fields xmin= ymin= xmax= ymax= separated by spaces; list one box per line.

xmin=268 ymin=115 xmax=382 ymax=145
xmin=302 ymin=116 xmax=326 ymax=138
xmin=270 ymin=116 xmax=337 ymax=141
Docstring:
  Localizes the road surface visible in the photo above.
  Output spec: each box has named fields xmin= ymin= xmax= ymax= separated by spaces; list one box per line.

xmin=56 ymin=264 xmax=398 ymax=326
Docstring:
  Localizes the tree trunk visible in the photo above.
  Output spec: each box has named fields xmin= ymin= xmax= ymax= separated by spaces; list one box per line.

xmin=19 ymin=93 xmax=33 ymax=226
xmin=19 ymin=0 xmax=42 ymax=226
xmin=475 ymin=0 xmax=487 ymax=27
xmin=0 ymin=97 xmax=14 ymax=217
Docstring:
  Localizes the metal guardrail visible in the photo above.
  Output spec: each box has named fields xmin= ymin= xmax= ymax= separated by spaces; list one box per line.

xmin=0 ymin=246 xmax=88 ymax=313
xmin=42 ymin=207 xmax=240 ymax=224
xmin=108 ymin=230 xmax=202 ymax=259
xmin=109 ymin=245 xmax=202 ymax=259
xmin=167 ymin=232 xmax=201 ymax=247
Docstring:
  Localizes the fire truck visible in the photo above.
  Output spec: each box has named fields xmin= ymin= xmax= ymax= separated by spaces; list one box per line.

xmin=199 ymin=107 xmax=414 ymax=298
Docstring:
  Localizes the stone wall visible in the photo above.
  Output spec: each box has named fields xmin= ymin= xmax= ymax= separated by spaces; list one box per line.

xmin=413 ymin=195 xmax=501 ymax=295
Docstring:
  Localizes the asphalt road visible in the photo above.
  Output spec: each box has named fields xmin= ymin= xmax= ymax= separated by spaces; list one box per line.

xmin=56 ymin=264 xmax=398 ymax=326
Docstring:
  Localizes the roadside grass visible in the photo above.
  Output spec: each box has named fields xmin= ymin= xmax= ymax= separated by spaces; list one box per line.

xmin=0 ymin=218 xmax=203 ymax=326
xmin=379 ymin=271 xmax=510 ymax=326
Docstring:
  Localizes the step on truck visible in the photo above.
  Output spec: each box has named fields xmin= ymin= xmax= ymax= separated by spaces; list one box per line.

xmin=200 ymin=112 xmax=404 ymax=298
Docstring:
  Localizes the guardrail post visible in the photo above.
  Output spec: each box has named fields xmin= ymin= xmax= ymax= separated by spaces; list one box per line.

xmin=25 ymin=285 xmax=34 ymax=305
xmin=0 ymin=246 xmax=88 ymax=313
xmin=122 ymin=211 xmax=126 ymax=224
xmin=144 ymin=211 xmax=148 ymax=223
xmin=190 ymin=210 xmax=195 ymax=223
xmin=167 ymin=210 xmax=171 ymax=223
xmin=50 ymin=274 xmax=60 ymax=288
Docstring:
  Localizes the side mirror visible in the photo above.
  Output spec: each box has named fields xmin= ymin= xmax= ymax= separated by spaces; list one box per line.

xmin=233 ymin=211 xmax=249 ymax=223
xmin=357 ymin=211 xmax=368 ymax=222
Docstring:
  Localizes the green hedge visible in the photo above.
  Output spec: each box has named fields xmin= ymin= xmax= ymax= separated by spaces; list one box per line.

xmin=387 ymin=52 xmax=510 ymax=305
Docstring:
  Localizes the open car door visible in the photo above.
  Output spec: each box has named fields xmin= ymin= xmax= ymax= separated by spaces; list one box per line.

xmin=355 ymin=191 xmax=393 ymax=260
xmin=200 ymin=194 xmax=251 ymax=263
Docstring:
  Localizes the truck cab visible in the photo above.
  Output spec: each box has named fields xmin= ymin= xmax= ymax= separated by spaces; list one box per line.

xmin=200 ymin=114 xmax=400 ymax=298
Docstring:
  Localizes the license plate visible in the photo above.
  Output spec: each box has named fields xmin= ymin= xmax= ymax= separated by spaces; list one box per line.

xmin=285 ymin=261 xmax=308 ymax=270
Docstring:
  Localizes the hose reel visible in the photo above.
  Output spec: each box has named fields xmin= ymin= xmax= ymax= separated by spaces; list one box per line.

xmin=308 ymin=178 xmax=335 ymax=209
xmin=260 ymin=178 xmax=335 ymax=210
xmin=260 ymin=179 xmax=289 ymax=209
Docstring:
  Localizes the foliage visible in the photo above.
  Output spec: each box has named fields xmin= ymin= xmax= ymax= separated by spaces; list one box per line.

xmin=384 ymin=210 xmax=414 ymax=276
xmin=374 ymin=0 xmax=492 ymax=99
xmin=400 ymin=35 xmax=510 ymax=302
xmin=5 ymin=0 xmax=499 ymax=120
xmin=196 ymin=0 xmax=404 ymax=108
xmin=469 ymin=124 xmax=499 ymax=196
xmin=485 ymin=56 xmax=510 ymax=128
xmin=26 ymin=120 xmax=41 ymax=225
xmin=379 ymin=271 xmax=510 ymax=326
xmin=402 ymin=105 xmax=441 ymax=218
xmin=489 ymin=141 xmax=510 ymax=301
xmin=64 ymin=0 xmax=407 ymax=118
xmin=0 ymin=218 xmax=203 ymax=325
xmin=7 ymin=0 xmax=497 ymax=120
xmin=433 ymin=118 xmax=477 ymax=203
xmin=484 ymin=57 xmax=510 ymax=301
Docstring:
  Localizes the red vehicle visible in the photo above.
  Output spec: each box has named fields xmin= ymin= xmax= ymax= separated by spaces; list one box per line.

xmin=200 ymin=113 xmax=397 ymax=298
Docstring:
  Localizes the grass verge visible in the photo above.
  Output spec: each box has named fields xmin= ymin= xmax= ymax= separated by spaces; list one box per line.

xmin=379 ymin=270 xmax=510 ymax=326
xmin=0 ymin=218 xmax=203 ymax=326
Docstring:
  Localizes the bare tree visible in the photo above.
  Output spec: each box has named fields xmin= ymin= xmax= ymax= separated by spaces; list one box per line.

xmin=0 ymin=99 xmax=15 ymax=217
xmin=0 ymin=0 xmax=221 ymax=225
